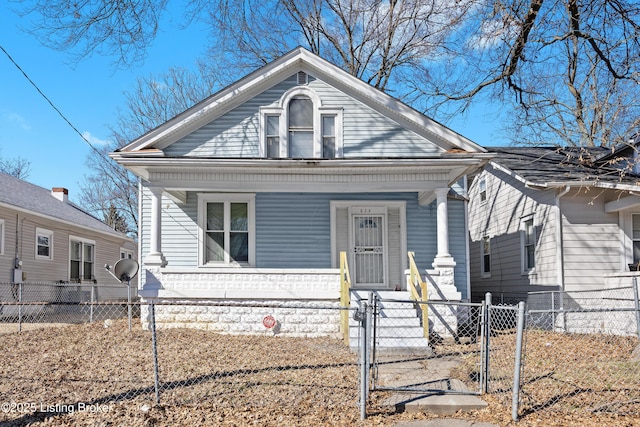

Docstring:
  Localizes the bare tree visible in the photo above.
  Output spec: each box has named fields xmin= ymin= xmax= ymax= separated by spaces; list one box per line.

xmin=0 ymin=156 xmax=31 ymax=180
xmin=15 ymin=0 xmax=168 ymax=67
xmin=418 ymin=0 xmax=640 ymax=147
xmin=78 ymin=67 xmax=219 ymax=237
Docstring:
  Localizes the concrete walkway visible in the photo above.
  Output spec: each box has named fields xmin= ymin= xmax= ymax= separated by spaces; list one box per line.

xmin=375 ymin=352 xmax=489 ymax=416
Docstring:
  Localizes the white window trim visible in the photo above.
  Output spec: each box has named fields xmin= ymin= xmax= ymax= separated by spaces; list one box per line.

xmin=481 ymin=235 xmax=491 ymax=278
xmin=69 ymin=235 xmax=96 ymax=282
xmin=259 ymin=86 xmax=343 ymax=159
xmin=197 ymin=193 xmax=256 ymax=267
xmin=0 ymin=219 xmax=4 ymax=256
xmin=120 ymin=248 xmax=134 ymax=259
xmin=35 ymin=227 xmax=53 ymax=260
xmin=478 ymin=178 xmax=487 ymax=204
xmin=520 ymin=215 xmax=536 ymax=275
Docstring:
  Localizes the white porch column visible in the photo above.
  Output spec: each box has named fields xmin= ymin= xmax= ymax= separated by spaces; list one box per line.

xmin=433 ymin=187 xmax=456 ymax=269
xmin=145 ymin=186 xmax=167 ymax=267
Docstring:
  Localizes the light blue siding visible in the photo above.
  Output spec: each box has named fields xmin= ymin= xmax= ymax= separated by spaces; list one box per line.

xmin=140 ymin=187 xmax=469 ymax=295
xmin=164 ymin=74 xmax=444 ymax=158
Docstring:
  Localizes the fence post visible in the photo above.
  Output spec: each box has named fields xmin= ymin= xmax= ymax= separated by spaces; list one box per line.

xmin=482 ymin=292 xmax=492 ymax=393
xmin=358 ymin=296 xmax=371 ymax=420
xmin=150 ymin=302 xmax=160 ymax=405
xmin=18 ymin=283 xmax=23 ymax=333
xmin=512 ymin=301 xmax=526 ymax=421
xmin=634 ymin=278 xmax=640 ymax=340
xmin=90 ymin=285 xmax=95 ymax=323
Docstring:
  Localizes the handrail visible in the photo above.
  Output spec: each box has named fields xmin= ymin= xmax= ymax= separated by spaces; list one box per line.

xmin=339 ymin=251 xmax=351 ymax=346
xmin=407 ymin=251 xmax=429 ymax=339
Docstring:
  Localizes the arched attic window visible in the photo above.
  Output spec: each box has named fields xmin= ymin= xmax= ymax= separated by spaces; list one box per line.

xmin=260 ymin=84 xmax=342 ymax=159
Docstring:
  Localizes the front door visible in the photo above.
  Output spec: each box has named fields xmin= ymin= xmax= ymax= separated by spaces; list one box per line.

xmin=351 ymin=207 xmax=387 ymax=288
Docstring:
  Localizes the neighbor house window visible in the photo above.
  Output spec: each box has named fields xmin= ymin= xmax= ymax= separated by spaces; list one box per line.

xmin=633 ymin=214 xmax=640 ymax=265
xmin=260 ymin=86 xmax=342 ymax=159
xmin=0 ymin=219 xmax=4 ymax=256
xmin=120 ymin=248 xmax=134 ymax=259
xmin=70 ymin=237 xmax=95 ymax=281
xmin=35 ymin=228 xmax=53 ymax=260
xmin=521 ymin=216 xmax=535 ymax=272
xmin=479 ymin=178 xmax=487 ymax=203
xmin=198 ymin=193 xmax=255 ymax=266
xmin=481 ymin=236 xmax=491 ymax=277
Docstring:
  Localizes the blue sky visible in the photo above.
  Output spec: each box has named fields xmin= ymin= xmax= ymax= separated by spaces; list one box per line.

xmin=0 ymin=3 xmax=504 ymax=203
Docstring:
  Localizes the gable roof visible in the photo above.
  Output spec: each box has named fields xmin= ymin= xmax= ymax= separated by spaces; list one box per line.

xmin=116 ymin=47 xmax=486 ymax=155
xmin=487 ymin=146 xmax=640 ymax=190
xmin=0 ymin=172 xmax=132 ymax=239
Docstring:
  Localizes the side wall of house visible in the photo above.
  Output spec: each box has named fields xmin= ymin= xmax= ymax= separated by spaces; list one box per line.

xmin=467 ymin=165 xmax=558 ymax=302
xmin=561 ymin=191 xmax=623 ymax=291
xmin=0 ymin=205 xmax=136 ymax=286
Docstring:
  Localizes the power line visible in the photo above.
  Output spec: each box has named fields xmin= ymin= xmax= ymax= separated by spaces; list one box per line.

xmin=0 ymin=43 xmax=102 ymax=156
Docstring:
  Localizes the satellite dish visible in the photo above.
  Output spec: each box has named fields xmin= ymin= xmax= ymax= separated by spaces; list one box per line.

xmin=113 ymin=258 xmax=139 ymax=282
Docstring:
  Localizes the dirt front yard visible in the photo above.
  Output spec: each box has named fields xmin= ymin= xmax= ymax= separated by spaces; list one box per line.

xmin=0 ymin=319 xmax=639 ymax=426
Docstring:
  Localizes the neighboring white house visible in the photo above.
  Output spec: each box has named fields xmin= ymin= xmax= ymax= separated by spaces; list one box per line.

xmin=468 ymin=143 xmax=640 ymax=306
xmin=0 ymin=172 xmax=137 ymax=302
xmin=110 ymin=47 xmax=491 ymax=338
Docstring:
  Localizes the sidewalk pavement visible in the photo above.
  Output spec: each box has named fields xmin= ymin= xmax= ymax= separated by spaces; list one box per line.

xmin=376 ymin=352 xmax=499 ymax=427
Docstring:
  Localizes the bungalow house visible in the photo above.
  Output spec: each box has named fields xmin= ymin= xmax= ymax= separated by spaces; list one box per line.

xmin=0 ymin=172 xmax=137 ymax=306
xmin=110 ymin=47 xmax=490 ymax=340
xmin=467 ymin=143 xmax=640 ymax=306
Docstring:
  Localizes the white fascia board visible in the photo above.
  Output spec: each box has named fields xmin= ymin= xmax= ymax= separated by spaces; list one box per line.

xmin=110 ymin=155 xmax=492 ymax=170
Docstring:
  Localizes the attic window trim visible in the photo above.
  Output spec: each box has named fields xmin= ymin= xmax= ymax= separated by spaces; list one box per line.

xmin=259 ymin=87 xmax=343 ymax=159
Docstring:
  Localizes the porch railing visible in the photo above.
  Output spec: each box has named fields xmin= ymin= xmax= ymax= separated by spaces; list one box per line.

xmin=339 ymin=251 xmax=351 ymax=345
xmin=407 ymin=251 xmax=429 ymax=338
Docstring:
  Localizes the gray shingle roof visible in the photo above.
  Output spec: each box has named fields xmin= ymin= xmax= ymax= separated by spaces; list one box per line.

xmin=0 ymin=172 xmax=128 ymax=238
xmin=487 ymin=146 xmax=640 ymax=187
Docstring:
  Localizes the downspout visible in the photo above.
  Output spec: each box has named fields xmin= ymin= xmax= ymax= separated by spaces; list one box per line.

xmin=555 ymin=186 xmax=570 ymax=292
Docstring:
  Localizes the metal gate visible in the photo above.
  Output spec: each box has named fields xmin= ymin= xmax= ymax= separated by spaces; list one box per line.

xmin=353 ymin=292 xmax=526 ymax=420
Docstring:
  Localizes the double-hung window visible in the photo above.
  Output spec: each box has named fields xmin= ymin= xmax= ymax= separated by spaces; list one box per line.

xmin=36 ymin=228 xmax=53 ymax=260
xmin=199 ymin=194 xmax=255 ymax=266
xmin=521 ymin=216 xmax=535 ymax=273
xmin=478 ymin=178 xmax=487 ymax=204
xmin=70 ymin=237 xmax=95 ymax=281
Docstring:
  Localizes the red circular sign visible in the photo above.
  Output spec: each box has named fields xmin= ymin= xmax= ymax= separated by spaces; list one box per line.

xmin=263 ymin=315 xmax=276 ymax=329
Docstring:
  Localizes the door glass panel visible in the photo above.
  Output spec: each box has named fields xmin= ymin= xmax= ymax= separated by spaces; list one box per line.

xmin=353 ymin=215 xmax=384 ymax=286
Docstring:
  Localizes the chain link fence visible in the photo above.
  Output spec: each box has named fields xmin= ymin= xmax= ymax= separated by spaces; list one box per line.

xmin=520 ymin=284 xmax=640 ymax=418
xmin=364 ymin=293 xmax=524 ymax=419
xmin=144 ymin=301 xmax=359 ymax=410
xmin=0 ymin=282 xmax=136 ymax=333
xmin=2 ymin=283 xmax=640 ymax=424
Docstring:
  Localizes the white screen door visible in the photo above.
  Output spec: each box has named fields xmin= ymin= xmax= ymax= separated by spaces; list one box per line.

xmin=352 ymin=210 xmax=386 ymax=287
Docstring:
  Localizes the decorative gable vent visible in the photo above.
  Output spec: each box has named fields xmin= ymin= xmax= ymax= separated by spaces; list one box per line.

xmin=297 ymin=71 xmax=308 ymax=85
